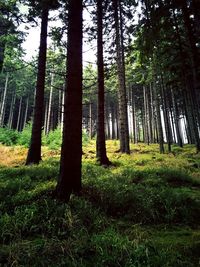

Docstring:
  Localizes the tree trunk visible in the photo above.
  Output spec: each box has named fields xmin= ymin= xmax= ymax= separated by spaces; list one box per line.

xmin=89 ymin=101 xmax=93 ymax=139
xmin=171 ymin=87 xmax=183 ymax=147
xmin=8 ymin=91 xmax=16 ymax=129
xmin=26 ymin=7 xmax=49 ymax=164
xmin=46 ymin=73 xmax=54 ymax=134
xmin=55 ymin=0 xmax=83 ymax=202
xmin=0 ymin=73 xmax=9 ymax=126
xmin=153 ymin=81 xmax=164 ymax=153
xmin=96 ymin=0 xmax=110 ymax=165
xmin=61 ymin=84 xmax=65 ymax=133
xmin=160 ymin=77 xmax=171 ymax=152
xmin=113 ymin=0 xmax=130 ymax=153
xmin=143 ymin=85 xmax=150 ymax=145
xmin=131 ymin=87 xmax=137 ymax=143
xmin=16 ymin=97 xmax=22 ymax=132
xmin=23 ymin=97 xmax=29 ymax=130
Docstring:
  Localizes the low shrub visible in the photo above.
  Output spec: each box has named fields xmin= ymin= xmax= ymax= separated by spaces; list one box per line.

xmin=0 ymin=127 xmax=19 ymax=146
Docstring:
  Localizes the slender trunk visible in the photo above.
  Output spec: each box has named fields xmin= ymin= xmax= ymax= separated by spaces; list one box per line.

xmin=160 ymin=77 xmax=171 ymax=152
xmin=153 ymin=81 xmax=164 ymax=153
xmin=8 ymin=91 xmax=16 ymax=129
xmin=61 ymin=84 xmax=65 ymax=133
xmin=150 ymin=83 xmax=156 ymax=143
xmin=58 ymin=86 xmax=61 ymax=126
xmin=96 ymin=0 xmax=110 ymax=165
xmin=111 ymin=102 xmax=116 ymax=139
xmin=113 ymin=0 xmax=130 ymax=153
xmin=26 ymin=7 xmax=49 ymax=164
xmin=17 ymin=97 xmax=22 ymax=132
xmin=89 ymin=101 xmax=93 ymax=139
xmin=46 ymin=73 xmax=54 ymax=134
xmin=171 ymin=87 xmax=183 ymax=147
xmin=143 ymin=85 xmax=149 ymax=145
xmin=23 ymin=97 xmax=29 ymax=130
xmin=132 ymin=87 xmax=137 ymax=143
xmin=44 ymin=100 xmax=48 ymax=134
xmin=55 ymin=0 xmax=83 ymax=201
xmin=0 ymin=73 xmax=9 ymax=126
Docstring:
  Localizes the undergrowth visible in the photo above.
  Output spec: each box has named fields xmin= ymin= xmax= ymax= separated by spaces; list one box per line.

xmin=0 ymin=126 xmax=89 ymax=149
xmin=0 ymin=141 xmax=199 ymax=266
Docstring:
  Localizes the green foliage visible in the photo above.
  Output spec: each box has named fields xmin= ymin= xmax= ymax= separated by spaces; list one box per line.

xmin=17 ymin=123 xmax=32 ymax=147
xmin=0 ymin=126 xmax=89 ymax=150
xmin=0 ymin=142 xmax=200 ymax=266
xmin=82 ymin=129 xmax=89 ymax=145
xmin=42 ymin=127 xmax=62 ymax=150
xmin=0 ymin=127 xmax=19 ymax=145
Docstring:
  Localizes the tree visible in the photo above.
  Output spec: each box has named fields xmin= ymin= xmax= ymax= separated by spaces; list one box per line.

xmin=112 ymin=0 xmax=130 ymax=154
xmin=96 ymin=0 xmax=111 ymax=165
xmin=0 ymin=0 xmax=22 ymax=72
xmin=25 ymin=0 xmax=59 ymax=164
xmin=55 ymin=0 xmax=83 ymax=201
xmin=25 ymin=4 xmax=49 ymax=164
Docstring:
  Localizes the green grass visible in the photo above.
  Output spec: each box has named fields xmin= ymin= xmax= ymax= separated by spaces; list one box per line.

xmin=0 ymin=141 xmax=200 ymax=266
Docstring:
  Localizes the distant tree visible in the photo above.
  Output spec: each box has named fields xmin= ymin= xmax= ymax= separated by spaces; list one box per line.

xmin=112 ymin=0 xmax=130 ymax=154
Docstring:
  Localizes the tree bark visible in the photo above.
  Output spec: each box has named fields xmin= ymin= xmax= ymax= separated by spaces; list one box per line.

xmin=113 ymin=0 xmax=130 ymax=153
xmin=0 ymin=73 xmax=9 ymax=126
xmin=23 ymin=97 xmax=29 ymax=130
xmin=8 ymin=91 xmax=16 ymax=129
xmin=46 ymin=73 xmax=54 ymax=134
xmin=26 ymin=7 xmax=49 ymax=164
xmin=55 ymin=0 xmax=83 ymax=202
xmin=153 ymin=81 xmax=164 ymax=153
xmin=17 ymin=97 xmax=22 ymax=131
xmin=171 ymin=87 xmax=183 ymax=147
xmin=96 ymin=0 xmax=111 ymax=165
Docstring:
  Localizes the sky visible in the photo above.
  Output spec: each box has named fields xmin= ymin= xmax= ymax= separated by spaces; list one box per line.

xmin=19 ymin=9 xmax=97 ymax=66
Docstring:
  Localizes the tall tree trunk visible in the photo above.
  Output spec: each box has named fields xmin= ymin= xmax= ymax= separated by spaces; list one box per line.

xmin=131 ymin=87 xmax=137 ymax=143
xmin=113 ymin=0 xmax=130 ymax=153
xmin=46 ymin=73 xmax=54 ymax=134
xmin=89 ymin=101 xmax=93 ymax=139
xmin=96 ymin=0 xmax=110 ymax=165
xmin=111 ymin=102 xmax=116 ymax=139
xmin=26 ymin=7 xmax=49 ymax=164
xmin=55 ymin=0 xmax=83 ymax=201
xmin=160 ymin=76 xmax=171 ymax=152
xmin=143 ymin=85 xmax=150 ymax=145
xmin=16 ymin=97 xmax=22 ymax=132
xmin=153 ymin=81 xmax=164 ymax=153
xmin=150 ymin=83 xmax=156 ymax=143
xmin=23 ymin=97 xmax=29 ymax=130
xmin=171 ymin=87 xmax=183 ymax=147
xmin=8 ymin=91 xmax=16 ymax=129
xmin=0 ymin=73 xmax=9 ymax=126
xmin=61 ymin=85 xmax=65 ymax=133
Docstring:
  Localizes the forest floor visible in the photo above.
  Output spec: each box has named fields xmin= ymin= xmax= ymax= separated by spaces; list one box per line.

xmin=0 ymin=141 xmax=200 ymax=267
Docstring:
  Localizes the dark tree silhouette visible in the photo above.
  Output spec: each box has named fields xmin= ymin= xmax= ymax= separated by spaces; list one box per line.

xmin=26 ymin=5 xmax=49 ymax=165
xmin=55 ymin=0 xmax=83 ymax=201
xmin=96 ymin=0 xmax=111 ymax=166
